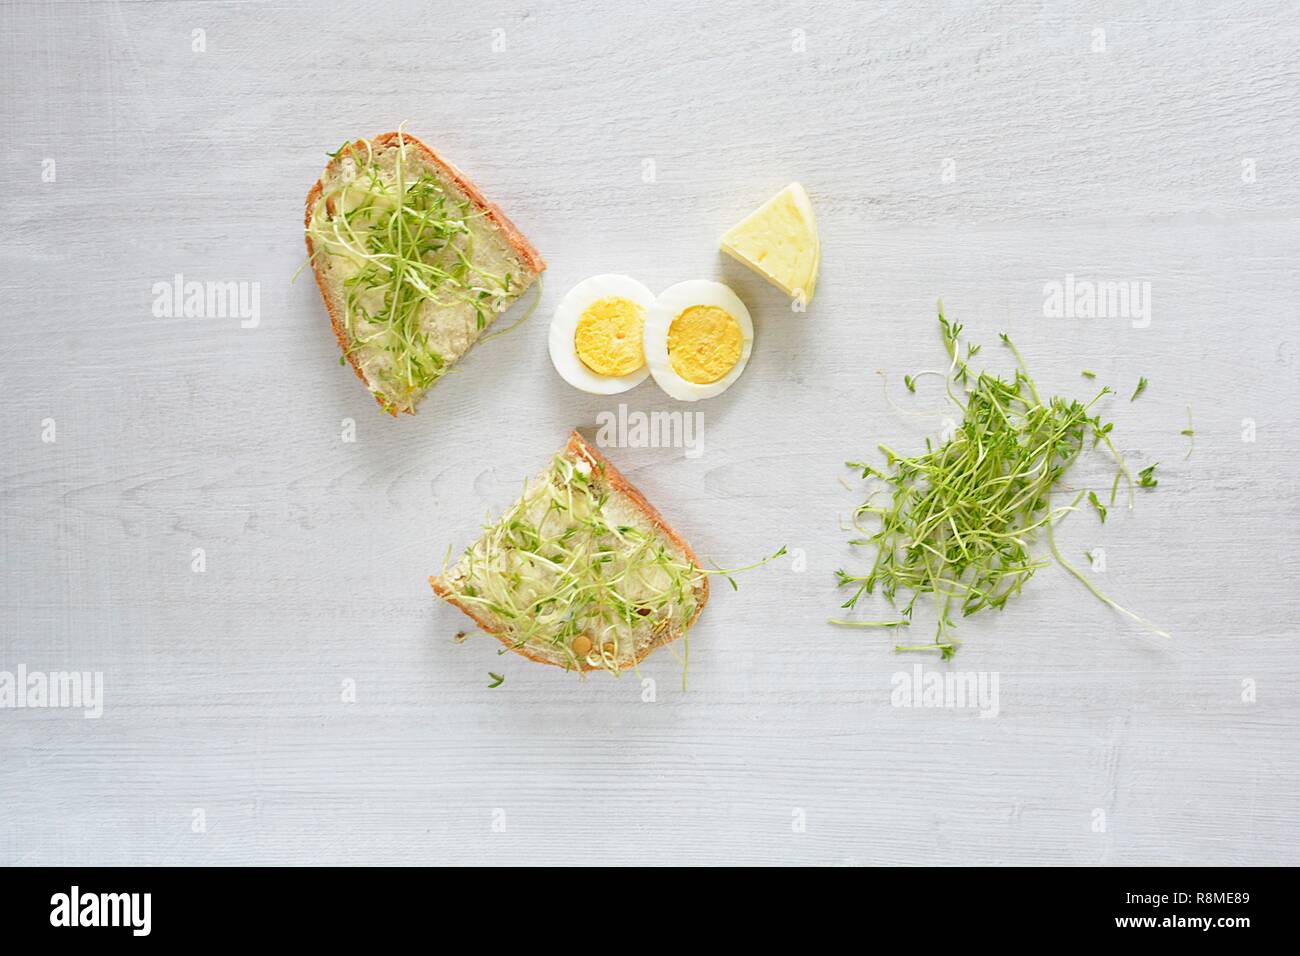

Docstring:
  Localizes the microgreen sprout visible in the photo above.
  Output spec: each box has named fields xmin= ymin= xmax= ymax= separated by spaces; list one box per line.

xmin=705 ymin=546 xmax=787 ymax=592
xmin=1181 ymin=407 xmax=1194 ymax=460
xmin=1082 ymin=370 xmax=1096 ymax=379
xmin=1131 ymin=376 xmax=1148 ymax=401
xmin=826 ymin=617 xmax=910 ymax=629
xmin=833 ymin=306 xmax=1166 ymax=655
xmin=487 ymin=672 xmax=505 ymax=688
xmin=1137 ymin=463 xmax=1158 ymax=488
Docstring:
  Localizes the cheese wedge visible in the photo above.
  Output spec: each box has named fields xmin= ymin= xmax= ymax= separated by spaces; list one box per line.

xmin=719 ymin=183 xmax=819 ymax=304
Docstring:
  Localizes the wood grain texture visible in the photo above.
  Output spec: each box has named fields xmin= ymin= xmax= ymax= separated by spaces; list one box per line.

xmin=2 ymin=0 xmax=1298 ymax=866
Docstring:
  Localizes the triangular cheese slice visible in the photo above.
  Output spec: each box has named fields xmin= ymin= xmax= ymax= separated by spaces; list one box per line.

xmin=720 ymin=183 xmax=819 ymax=304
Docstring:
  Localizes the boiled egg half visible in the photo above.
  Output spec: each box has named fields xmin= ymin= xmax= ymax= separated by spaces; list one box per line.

xmin=549 ymin=274 xmax=655 ymax=394
xmin=645 ymin=280 xmax=754 ymax=401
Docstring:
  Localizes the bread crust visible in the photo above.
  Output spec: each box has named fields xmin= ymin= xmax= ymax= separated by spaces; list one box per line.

xmin=429 ymin=430 xmax=710 ymax=673
xmin=303 ymin=131 xmax=546 ymax=415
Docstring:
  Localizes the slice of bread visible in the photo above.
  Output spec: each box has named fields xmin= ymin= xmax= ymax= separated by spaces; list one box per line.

xmin=305 ymin=131 xmax=545 ymax=415
xmin=430 ymin=431 xmax=710 ymax=673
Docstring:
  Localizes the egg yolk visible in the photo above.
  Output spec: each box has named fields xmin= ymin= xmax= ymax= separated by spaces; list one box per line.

xmin=667 ymin=305 xmax=743 ymax=384
xmin=574 ymin=297 xmax=645 ymax=377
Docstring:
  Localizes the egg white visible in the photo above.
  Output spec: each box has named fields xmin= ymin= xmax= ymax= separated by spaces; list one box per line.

xmin=645 ymin=280 xmax=754 ymax=402
xmin=548 ymin=274 xmax=654 ymax=395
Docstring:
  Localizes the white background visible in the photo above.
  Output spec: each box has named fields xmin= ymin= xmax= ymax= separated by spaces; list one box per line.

xmin=2 ymin=0 xmax=1297 ymax=865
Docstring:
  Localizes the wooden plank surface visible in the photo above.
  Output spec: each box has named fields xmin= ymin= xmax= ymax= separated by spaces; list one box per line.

xmin=1 ymin=0 xmax=1297 ymax=865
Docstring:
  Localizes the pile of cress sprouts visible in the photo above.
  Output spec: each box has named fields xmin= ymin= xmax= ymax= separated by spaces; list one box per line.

xmin=833 ymin=306 xmax=1166 ymax=657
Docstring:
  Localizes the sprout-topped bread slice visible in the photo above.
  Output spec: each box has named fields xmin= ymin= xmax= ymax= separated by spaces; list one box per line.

xmin=431 ymin=431 xmax=709 ymax=674
xmin=305 ymin=131 xmax=545 ymax=415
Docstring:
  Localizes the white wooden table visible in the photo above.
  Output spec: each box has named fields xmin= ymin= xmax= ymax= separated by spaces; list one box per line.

xmin=2 ymin=0 xmax=1297 ymax=866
